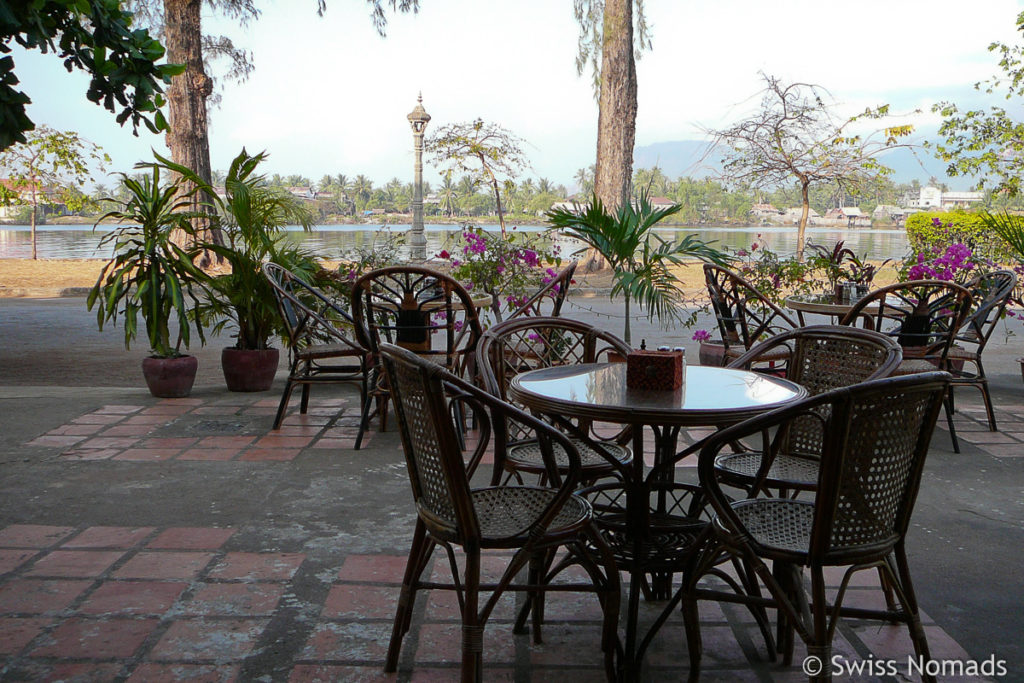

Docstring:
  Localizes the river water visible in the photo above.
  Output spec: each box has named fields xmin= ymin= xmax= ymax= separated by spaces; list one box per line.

xmin=0 ymin=223 xmax=911 ymax=261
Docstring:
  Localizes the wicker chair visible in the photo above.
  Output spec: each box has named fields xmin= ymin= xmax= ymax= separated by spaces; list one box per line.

xmin=947 ymin=270 xmax=1017 ymax=430
xmin=840 ymin=279 xmax=972 ymax=452
xmin=685 ymin=372 xmax=950 ymax=682
xmin=715 ymin=325 xmax=902 ymax=493
xmin=704 ymin=264 xmax=798 ymax=366
xmin=262 ymin=263 xmax=370 ymax=434
xmin=508 ymin=260 xmax=578 ymax=319
xmin=476 ymin=317 xmax=632 ymax=486
xmin=351 ymin=266 xmax=484 ymax=449
xmin=379 ymin=343 xmax=621 ymax=682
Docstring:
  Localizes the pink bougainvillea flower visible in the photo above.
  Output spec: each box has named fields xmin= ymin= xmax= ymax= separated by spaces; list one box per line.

xmin=692 ymin=329 xmax=712 ymax=342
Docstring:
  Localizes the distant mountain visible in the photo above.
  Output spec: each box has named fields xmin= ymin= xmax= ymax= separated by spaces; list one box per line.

xmin=633 ymin=140 xmax=970 ymax=190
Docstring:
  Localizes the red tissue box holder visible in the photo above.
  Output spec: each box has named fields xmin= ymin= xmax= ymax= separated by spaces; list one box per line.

xmin=626 ymin=350 xmax=683 ymax=390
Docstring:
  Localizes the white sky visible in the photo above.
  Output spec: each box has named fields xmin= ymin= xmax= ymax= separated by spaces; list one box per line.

xmin=11 ymin=0 xmax=1024 ymax=189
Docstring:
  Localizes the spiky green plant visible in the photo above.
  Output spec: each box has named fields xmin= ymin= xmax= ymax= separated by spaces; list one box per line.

xmin=87 ymin=166 xmax=207 ymax=357
xmin=546 ymin=191 xmax=729 ymax=343
xmin=980 ymin=210 xmax=1024 ymax=264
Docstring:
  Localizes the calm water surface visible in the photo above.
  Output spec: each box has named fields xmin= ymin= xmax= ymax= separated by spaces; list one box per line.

xmin=0 ymin=223 xmax=911 ymax=260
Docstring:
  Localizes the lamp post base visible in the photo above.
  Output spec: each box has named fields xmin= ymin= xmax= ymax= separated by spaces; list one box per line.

xmin=407 ymin=230 xmax=427 ymax=261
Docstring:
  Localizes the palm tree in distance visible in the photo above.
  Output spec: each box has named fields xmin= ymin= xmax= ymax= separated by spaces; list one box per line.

xmin=437 ymin=171 xmax=459 ymax=217
xmin=537 ymin=177 xmax=553 ymax=194
xmin=457 ymin=174 xmax=478 ymax=198
xmin=352 ymin=175 xmax=373 ymax=210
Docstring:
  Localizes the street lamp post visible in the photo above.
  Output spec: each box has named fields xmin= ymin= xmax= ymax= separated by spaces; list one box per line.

xmin=407 ymin=94 xmax=431 ymax=260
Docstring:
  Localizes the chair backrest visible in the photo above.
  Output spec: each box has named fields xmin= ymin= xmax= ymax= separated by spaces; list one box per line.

xmin=704 ymin=264 xmax=797 ymax=354
xmin=351 ymin=266 xmax=484 ymax=377
xmin=262 ymin=262 xmax=364 ymax=354
xmin=727 ymin=325 xmax=903 ymax=457
xmin=958 ymin=269 xmax=1018 ymax=351
xmin=509 ymin=260 xmax=578 ymax=319
xmin=839 ymin=280 xmax=972 ymax=366
xmin=477 ymin=317 xmax=631 ymax=444
xmin=380 ymin=342 xmax=580 ymax=545
xmin=700 ymin=371 xmax=950 ymax=563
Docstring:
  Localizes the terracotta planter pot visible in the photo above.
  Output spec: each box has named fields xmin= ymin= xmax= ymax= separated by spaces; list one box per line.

xmin=141 ymin=355 xmax=198 ymax=398
xmin=1019 ymin=358 xmax=1024 ymax=383
xmin=698 ymin=341 xmax=727 ymax=367
xmin=221 ymin=347 xmax=280 ymax=392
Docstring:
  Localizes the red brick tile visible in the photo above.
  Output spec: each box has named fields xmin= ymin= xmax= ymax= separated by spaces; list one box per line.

xmin=309 ymin=407 xmax=345 ymax=416
xmin=148 ymin=528 xmax=235 ymax=550
xmin=242 ymin=407 xmax=278 ymax=416
xmin=62 ymin=527 xmax=155 ymax=549
xmin=252 ymin=435 xmax=314 ymax=448
xmin=527 ymin=623 xmax=612 ymax=667
xmin=0 ymin=548 xmax=37 ymax=573
xmin=179 ymin=448 xmax=240 ymax=461
xmin=423 ymin=587 xmax=515 ymax=622
xmin=275 ymin=426 xmax=323 ymax=437
xmin=142 ymin=437 xmax=199 ymax=449
xmin=141 ymin=405 xmax=193 ymax=416
xmin=28 ymin=616 xmax=159 ymax=658
xmin=239 ymin=448 xmax=301 ymax=461
xmin=102 ymin=425 xmax=158 ymax=437
xmin=180 ymin=582 xmax=285 ymax=616
xmin=299 ymin=621 xmax=392 ymax=661
xmin=206 ymin=552 xmax=305 ymax=581
xmin=289 ymin=664 xmax=397 ymax=682
xmin=124 ymin=414 xmax=173 ymax=425
xmin=25 ymin=435 xmax=87 ymax=447
xmin=0 ymin=524 xmax=73 ymax=548
xmin=78 ymin=436 xmax=141 ymax=449
xmin=148 ymin=617 xmax=269 ymax=661
xmin=0 ymin=579 xmax=91 ymax=613
xmin=77 ymin=581 xmax=187 ymax=615
xmin=337 ymin=555 xmax=409 ymax=583
xmin=114 ymin=449 xmax=182 ymax=462
xmin=96 ymin=404 xmax=145 ymax=415
xmin=49 ymin=423 xmax=105 ymax=436
xmin=198 ymin=436 xmax=256 ymax=448
xmin=25 ymin=550 xmax=124 ymax=578
xmin=416 ymin=668 xmax=512 ymax=682
xmin=71 ymin=413 xmax=126 ymax=425
xmin=17 ymin=661 xmax=126 ymax=682
xmin=417 ymin=622 xmax=516 ymax=664
xmin=281 ymin=414 xmax=331 ymax=426
xmin=0 ymin=617 xmax=51 ymax=654
xmin=112 ymin=551 xmax=214 ymax=580
xmin=127 ymin=662 xmax=240 ymax=682
xmin=322 ymin=584 xmax=399 ymax=619
xmin=59 ymin=448 xmax=122 ymax=461
xmin=977 ymin=444 xmax=1024 ymax=457
xmin=310 ymin=438 xmax=349 ymax=450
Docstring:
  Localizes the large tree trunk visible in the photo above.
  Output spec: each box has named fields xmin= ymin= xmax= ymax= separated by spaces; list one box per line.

xmin=164 ymin=0 xmax=222 ymax=265
xmin=797 ymin=180 xmax=810 ymax=261
xmin=585 ymin=0 xmax=637 ymax=272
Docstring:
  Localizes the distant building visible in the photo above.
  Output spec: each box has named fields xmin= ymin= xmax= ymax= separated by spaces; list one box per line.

xmin=909 ymin=186 xmax=983 ymax=210
xmin=825 ymin=207 xmax=870 ymax=227
xmin=649 ymin=196 xmax=677 ymax=211
xmin=782 ymin=207 xmax=821 ymax=225
xmin=285 ymin=186 xmax=316 ymax=199
xmin=0 ymin=178 xmax=63 ymax=219
xmin=750 ymin=203 xmax=783 ymax=218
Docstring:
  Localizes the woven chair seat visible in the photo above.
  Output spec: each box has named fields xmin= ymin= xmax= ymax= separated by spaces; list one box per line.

xmin=946 ymin=344 xmax=977 ymax=361
xmin=724 ymin=344 xmax=790 ymax=363
xmin=471 ymin=487 xmax=591 ymax=540
xmin=714 ymin=451 xmax=819 ymax=488
xmin=297 ymin=343 xmax=365 ymax=361
xmin=508 ymin=438 xmax=630 ymax=472
xmin=893 ymin=358 xmax=939 ymax=376
xmin=717 ymin=498 xmax=813 ymax=555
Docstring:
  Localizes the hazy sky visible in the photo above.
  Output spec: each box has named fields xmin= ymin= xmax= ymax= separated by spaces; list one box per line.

xmin=11 ymin=0 xmax=1024 ymax=189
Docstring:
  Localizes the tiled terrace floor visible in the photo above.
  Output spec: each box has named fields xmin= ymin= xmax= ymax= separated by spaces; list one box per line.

xmin=3 ymin=392 xmax=1020 ymax=681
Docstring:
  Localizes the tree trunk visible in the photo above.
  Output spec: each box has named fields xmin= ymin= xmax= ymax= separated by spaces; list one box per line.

xmin=585 ymin=0 xmax=637 ymax=273
xmin=164 ymin=0 xmax=222 ymax=265
xmin=29 ymin=182 xmax=37 ymax=260
xmin=797 ymin=181 xmax=810 ymax=261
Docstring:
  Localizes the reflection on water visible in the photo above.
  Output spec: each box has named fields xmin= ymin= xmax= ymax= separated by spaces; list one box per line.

xmin=0 ymin=223 xmax=911 ymax=260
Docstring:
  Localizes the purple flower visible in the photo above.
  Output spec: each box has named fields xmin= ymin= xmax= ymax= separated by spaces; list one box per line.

xmin=692 ymin=329 xmax=712 ymax=342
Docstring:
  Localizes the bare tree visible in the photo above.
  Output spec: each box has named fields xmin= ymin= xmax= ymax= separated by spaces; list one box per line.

xmin=706 ymin=74 xmax=915 ymax=260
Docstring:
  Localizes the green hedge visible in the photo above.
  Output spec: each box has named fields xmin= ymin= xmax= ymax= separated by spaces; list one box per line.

xmin=904 ymin=210 xmax=1016 ymax=262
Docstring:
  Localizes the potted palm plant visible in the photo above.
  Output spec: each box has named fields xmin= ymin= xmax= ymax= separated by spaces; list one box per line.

xmin=546 ymin=191 xmax=728 ymax=344
xmin=159 ymin=149 xmax=319 ymax=392
xmin=87 ymin=166 xmax=208 ymax=397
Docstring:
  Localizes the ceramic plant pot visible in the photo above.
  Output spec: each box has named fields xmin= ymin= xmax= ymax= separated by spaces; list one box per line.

xmin=221 ymin=347 xmax=280 ymax=392
xmin=141 ymin=355 xmax=198 ymax=398
xmin=698 ymin=341 xmax=727 ymax=367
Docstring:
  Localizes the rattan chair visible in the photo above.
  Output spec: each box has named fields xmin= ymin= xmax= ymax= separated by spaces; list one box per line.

xmin=379 ymin=343 xmax=621 ymax=682
xmin=685 ymin=372 xmax=950 ymax=682
xmin=508 ymin=260 xmax=578 ymax=319
xmin=477 ymin=317 xmax=633 ymax=486
xmin=947 ymin=270 xmax=1017 ymax=430
xmin=840 ymin=279 xmax=972 ymax=452
xmin=715 ymin=325 xmax=903 ymax=493
xmin=351 ymin=266 xmax=484 ymax=449
xmin=704 ymin=263 xmax=798 ymax=366
xmin=262 ymin=263 xmax=370 ymax=434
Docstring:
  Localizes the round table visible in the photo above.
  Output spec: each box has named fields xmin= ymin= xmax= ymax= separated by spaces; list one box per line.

xmin=786 ymin=292 xmax=879 ymax=326
xmin=508 ymin=362 xmax=806 ymax=673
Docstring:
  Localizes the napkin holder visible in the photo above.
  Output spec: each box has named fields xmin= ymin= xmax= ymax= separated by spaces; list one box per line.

xmin=626 ymin=349 xmax=683 ymax=390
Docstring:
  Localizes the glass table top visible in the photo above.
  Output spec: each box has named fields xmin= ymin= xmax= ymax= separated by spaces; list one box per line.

xmin=509 ymin=363 xmax=806 ymax=425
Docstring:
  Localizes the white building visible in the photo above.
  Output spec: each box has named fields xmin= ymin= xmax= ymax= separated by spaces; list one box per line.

xmin=912 ymin=186 xmax=983 ymax=210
